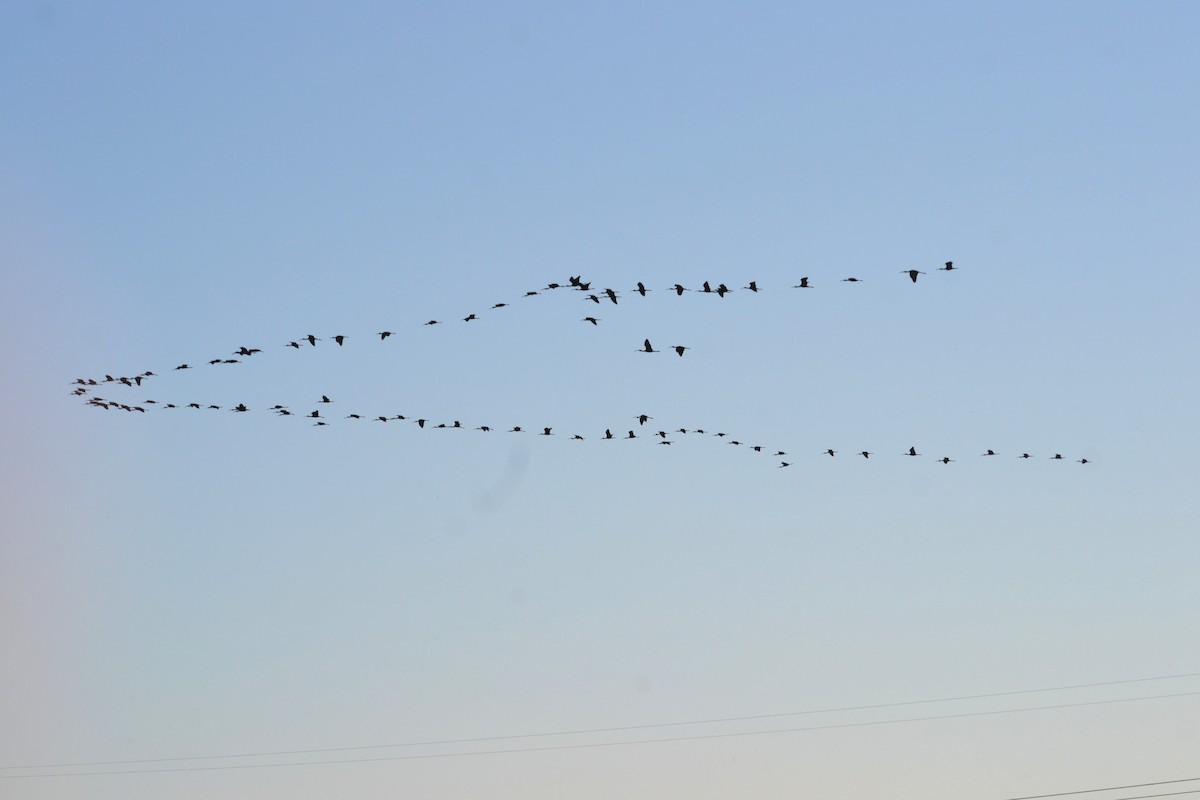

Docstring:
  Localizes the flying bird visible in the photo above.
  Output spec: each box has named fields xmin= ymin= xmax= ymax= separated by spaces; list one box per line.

xmin=902 ymin=269 xmax=925 ymax=283
xmin=639 ymin=339 xmax=659 ymax=353
xmin=938 ymin=457 xmax=955 ymax=464
xmin=905 ymin=447 xmax=920 ymax=456
xmin=671 ymin=345 xmax=689 ymax=357
xmin=582 ymin=317 xmax=600 ymax=325
xmin=793 ymin=277 xmax=811 ymax=288
xmin=669 ymin=284 xmax=689 ymax=296
xmin=939 ymin=261 xmax=956 ymax=271
xmin=743 ymin=281 xmax=759 ymax=292
xmin=174 ymin=364 xmax=190 ymax=370
xmin=306 ymin=334 xmax=319 ymax=346
xmin=981 ymin=449 xmax=996 ymax=456
xmin=605 ymin=288 xmax=619 ymax=305
xmin=858 ymin=451 xmax=871 ymax=458
xmin=634 ymin=282 xmax=649 ymax=297
xmin=333 ymin=335 xmax=345 ymax=346
xmin=637 ymin=414 xmax=652 ymax=425
xmin=379 ymin=331 xmax=393 ymax=340
xmin=843 ymin=277 xmax=862 ymax=283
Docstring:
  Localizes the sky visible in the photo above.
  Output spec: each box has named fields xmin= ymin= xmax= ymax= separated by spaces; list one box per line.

xmin=2 ymin=1 xmax=1200 ymax=798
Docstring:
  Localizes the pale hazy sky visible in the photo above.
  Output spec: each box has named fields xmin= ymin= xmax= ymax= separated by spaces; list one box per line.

xmin=2 ymin=2 xmax=1199 ymax=798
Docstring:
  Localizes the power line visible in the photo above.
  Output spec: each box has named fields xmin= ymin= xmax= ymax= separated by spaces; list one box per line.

xmin=5 ymin=669 xmax=1198 ymax=773
xmin=4 ymin=689 xmax=1197 ymax=779
xmin=1000 ymin=778 xmax=1200 ymax=799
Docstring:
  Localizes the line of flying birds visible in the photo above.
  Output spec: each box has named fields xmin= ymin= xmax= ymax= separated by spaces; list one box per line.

xmin=71 ymin=262 xmax=1092 ymax=467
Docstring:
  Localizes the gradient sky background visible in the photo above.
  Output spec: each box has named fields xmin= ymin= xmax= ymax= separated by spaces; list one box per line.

xmin=3 ymin=2 xmax=1200 ymax=798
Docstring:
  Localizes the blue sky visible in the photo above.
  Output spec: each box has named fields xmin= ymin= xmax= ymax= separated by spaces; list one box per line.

xmin=3 ymin=2 xmax=1199 ymax=798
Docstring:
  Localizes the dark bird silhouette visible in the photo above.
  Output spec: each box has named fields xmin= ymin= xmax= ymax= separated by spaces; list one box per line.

xmin=1019 ymin=453 xmax=1033 ymax=459
xmin=743 ymin=281 xmax=759 ymax=292
xmin=939 ymin=261 xmax=956 ymax=271
xmin=585 ymin=294 xmax=601 ymax=304
xmin=509 ymin=426 xmax=523 ymax=432
xmin=634 ymin=282 xmax=649 ymax=297
xmin=464 ymin=314 xmax=478 ymax=322
xmin=476 ymin=426 xmax=492 ymax=432
xmin=859 ymin=451 xmax=871 ymax=458
xmin=424 ymin=320 xmax=439 ymax=326
xmin=605 ymin=288 xmax=618 ymax=305
xmin=375 ymin=416 xmax=389 ymax=422
xmin=658 ymin=440 xmax=672 ymax=445
xmin=1051 ymin=453 xmax=1064 ymax=460
xmin=604 ymin=429 xmax=614 ymax=439
xmin=174 ymin=364 xmax=190 ymax=370
xmin=313 ymin=421 xmax=327 ymax=426
xmin=234 ymin=347 xmax=260 ymax=356
xmin=981 ymin=449 xmax=996 ymax=456
xmin=905 ymin=447 xmax=920 ymax=456
xmin=319 ymin=395 xmax=331 ymax=403
xmin=568 ymin=275 xmax=581 ymax=287
xmin=716 ymin=283 xmax=731 ymax=297
xmin=540 ymin=427 xmax=553 ymax=436
xmin=309 ymin=410 xmax=321 ymax=418
xmin=701 ymin=281 xmax=713 ymax=294
xmin=639 ymin=339 xmax=659 ymax=353
xmin=902 ymin=269 xmax=925 ymax=283
xmin=577 ymin=281 xmax=592 ymax=291
xmin=379 ymin=331 xmax=393 ymax=340
xmin=938 ymin=456 xmax=955 ymax=464
xmin=843 ymin=277 xmax=862 ymax=283
xmin=188 ymin=403 xmax=201 ymax=409
xmin=779 ymin=462 xmax=791 ymax=468
xmin=416 ymin=419 xmax=426 ymax=428
xmin=637 ymin=414 xmax=652 ymax=425
xmin=1078 ymin=458 xmax=1090 ymax=464
xmin=544 ymin=283 xmax=561 ymax=290
xmin=222 ymin=359 xmax=239 ymax=364
xmin=672 ymin=345 xmax=689 ymax=357
xmin=794 ymin=277 xmax=811 ymax=288
xmin=287 ymin=341 xmax=301 ymax=349
xmin=346 ymin=414 xmax=362 ymax=419
xmin=233 ymin=404 xmax=249 ymax=412
xmin=625 ymin=431 xmax=637 ymax=439
xmin=333 ymin=335 xmax=345 ymax=346
xmin=492 ymin=303 xmax=508 ymax=309
xmin=582 ymin=317 xmax=600 ymax=325
xmin=209 ymin=359 xmax=222 ymax=365
xmin=571 ymin=434 xmax=585 ymax=440
xmin=670 ymin=284 xmax=689 ymax=296
xmin=306 ymin=334 xmax=319 ymax=346
xmin=525 ymin=291 xmax=540 ymax=297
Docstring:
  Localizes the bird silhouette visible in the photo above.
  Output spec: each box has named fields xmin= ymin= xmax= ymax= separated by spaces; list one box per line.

xmin=625 ymin=431 xmax=637 ymax=439
xmin=492 ymin=303 xmax=508 ymax=309
xmin=1051 ymin=453 xmax=1064 ymax=460
xmin=464 ymin=314 xmax=478 ymax=322
xmin=585 ymin=294 xmax=601 ymax=304
xmin=672 ymin=345 xmax=689 ymax=357
xmin=639 ymin=339 xmax=659 ymax=353
xmin=743 ymin=281 xmax=759 ymax=292
xmin=1019 ymin=453 xmax=1033 ymax=459
xmin=859 ymin=451 xmax=871 ymax=458
xmin=670 ymin=284 xmax=689 ymax=296
xmin=938 ymin=457 xmax=955 ymax=464
xmin=843 ymin=277 xmax=862 ymax=283
xmin=793 ymin=277 xmax=811 ymax=288
xmin=582 ymin=317 xmax=600 ymax=325
xmin=637 ymin=414 xmax=652 ymax=425
xmin=379 ymin=331 xmax=393 ymax=340
xmin=604 ymin=429 xmax=614 ymax=439
xmin=824 ymin=449 xmax=836 ymax=457
xmin=701 ymin=281 xmax=713 ymax=294
xmin=605 ymin=288 xmax=619 ymax=305
xmin=332 ymin=335 xmax=345 ymax=346
xmin=634 ymin=282 xmax=649 ymax=297
xmin=174 ymin=364 xmax=190 ymax=370
xmin=905 ymin=447 xmax=920 ymax=456
xmin=540 ymin=427 xmax=553 ymax=436
xmin=509 ymin=426 xmax=523 ymax=432
xmin=233 ymin=404 xmax=249 ymax=412
xmin=981 ymin=449 xmax=996 ymax=456
xmin=425 ymin=320 xmax=440 ymax=326
xmin=902 ymin=270 xmax=925 ymax=283
xmin=287 ymin=341 xmax=301 ymax=349
xmin=779 ymin=462 xmax=791 ymax=468
xmin=1078 ymin=458 xmax=1089 ymax=464
xmin=939 ymin=261 xmax=956 ymax=271
xmin=306 ymin=334 xmax=319 ymax=346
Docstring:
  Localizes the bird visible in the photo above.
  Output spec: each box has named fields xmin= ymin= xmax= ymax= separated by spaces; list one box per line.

xmin=939 ymin=261 xmax=956 ymax=271
xmin=701 ymin=281 xmax=713 ymax=294
xmin=669 ymin=284 xmax=689 ymax=296
xmin=843 ymin=277 xmax=862 ymax=283
xmin=319 ymin=395 xmax=332 ymax=403
xmin=779 ymin=462 xmax=791 ymax=468
xmin=658 ymin=440 xmax=672 ymax=445
xmin=306 ymin=334 xmax=319 ymax=346
xmin=634 ymin=282 xmax=649 ymax=297
xmin=902 ymin=269 xmax=925 ymax=283
xmin=604 ymin=429 xmax=614 ymax=439
xmin=793 ymin=277 xmax=811 ymax=288
xmin=824 ymin=449 xmax=836 ymax=457
xmin=981 ymin=449 xmax=996 ymax=456
xmin=309 ymin=410 xmax=321 ymax=418
xmin=476 ymin=426 xmax=492 ymax=432
xmin=671 ymin=345 xmax=689 ymax=357
xmin=743 ymin=281 xmax=759 ymax=292
xmin=464 ymin=314 xmax=478 ymax=322
xmin=571 ymin=434 xmax=585 ymax=440
xmin=585 ymin=294 xmax=601 ymax=304
xmin=525 ymin=291 xmax=540 ymax=297
xmin=625 ymin=431 xmax=637 ymax=439
xmin=287 ymin=341 xmax=301 ymax=349
xmin=858 ymin=451 xmax=871 ymax=458
xmin=1078 ymin=458 xmax=1090 ymax=464
xmin=415 ymin=419 xmax=426 ymax=428
xmin=605 ymin=288 xmax=619 ymax=305
xmin=425 ymin=320 xmax=440 ymax=326
xmin=1051 ymin=453 xmax=1064 ymax=460
xmin=773 ymin=451 xmax=786 ymax=456
xmin=333 ymin=335 xmax=345 ymax=346
xmin=379 ymin=331 xmax=393 ymax=340
xmin=639 ymin=339 xmax=659 ymax=353
xmin=346 ymin=414 xmax=362 ymax=419
xmin=492 ymin=303 xmax=508 ymax=309
xmin=313 ymin=421 xmax=327 ymax=426
xmin=174 ymin=364 xmax=190 ymax=370
xmin=582 ymin=317 xmax=600 ymax=325
xmin=1019 ymin=453 xmax=1033 ymax=459
xmin=905 ymin=447 xmax=920 ymax=456
xmin=222 ymin=359 xmax=239 ymax=364
xmin=637 ymin=414 xmax=652 ymax=425
xmin=540 ymin=427 xmax=553 ymax=436
xmin=716 ymin=283 xmax=731 ymax=297
xmin=509 ymin=426 xmax=523 ymax=433
xmin=938 ymin=457 xmax=955 ymax=464
xmin=233 ymin=404 xmax=249 ymax=413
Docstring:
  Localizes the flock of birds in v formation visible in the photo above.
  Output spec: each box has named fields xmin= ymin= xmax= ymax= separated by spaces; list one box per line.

xmin=73 ymin=263 xmax=1091 ymax=468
